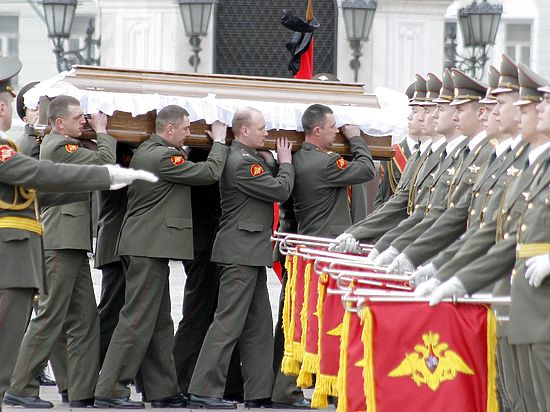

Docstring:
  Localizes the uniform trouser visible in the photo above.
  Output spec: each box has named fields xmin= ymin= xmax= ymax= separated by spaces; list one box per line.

xmin=97 ymin=261 xmax=125 ymax=366
xmin=188 ymin=264 xmax=274 ymax=400
xmin=8 ymin=249 xmax=99 ymax=401
xmin=498 ymin=336 xmax=524 ymax=412
xmin=528 ymin=343 xmax=550 ymax=412
xmin=95 ymin=256 xmax=179 ymax=401
xmin=0 ymin=288 xmax=34 ymax=400
xmin=32 ymin=298 xmax=69 ymax=394
xmin=173 ymin=252 xmax=243 ymax=395
xmin=271 ymin=263 xmax=304 ymax=404
xmin=511 ymin=344 xmax=538 ymax=412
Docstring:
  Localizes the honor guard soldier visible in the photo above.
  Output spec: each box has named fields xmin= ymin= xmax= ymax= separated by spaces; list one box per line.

xmin=187 ymin=107 xmax=294 ymax=410
xmin=333 ymin=74 xmax=435 ymax=254
xmin=15 ymin=81 xmax=40 ymax=158
xmin=374 ymin=81 xmax=417 ymax=209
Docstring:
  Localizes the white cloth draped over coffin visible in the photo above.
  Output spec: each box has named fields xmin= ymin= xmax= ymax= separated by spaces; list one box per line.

xmin=24 ymin=69 xmax=406 ymax=139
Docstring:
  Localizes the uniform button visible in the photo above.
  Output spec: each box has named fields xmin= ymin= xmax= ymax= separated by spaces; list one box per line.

xmin=471 ymin=210 xmax=476 ymax=216
xmin=428 ymin=204 xmax=432 ymax=209
xmin=491 ymin=174 xmax=496 ymax=179
xmin=507 ymin=216 xmax=511 ymax=221
xmin=528 ymin=203 xmax=533 ymax=209
xmin=512 ymin=269 xmax=517 ymax=277
xmin=504 ymin=233 xmax=509 ymax=239
xmin=482 ymin=207 xmax=487 ymax=213
xmin=449 ymin=202 xmax=454 ymax=207
xmin=488 ymin=190 xmax=493 ymax=195
xmin=521 ymin=224 xmax=527 ymax=232
xmin=431 ymin=187 xmax=435 ymax=192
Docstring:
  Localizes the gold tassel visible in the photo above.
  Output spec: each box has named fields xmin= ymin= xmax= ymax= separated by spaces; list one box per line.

xmin=336 ymin=310 xmax=352 ymax=412
xmin=297 ymin=262 xmax=314 ymax=386
xmin=486 ymin=308 xmax=498 ymax=412
xmin=361 ymin=307 xmax=376 ymax=412
xmin=281 ymin=255 xmax=300 ymax=375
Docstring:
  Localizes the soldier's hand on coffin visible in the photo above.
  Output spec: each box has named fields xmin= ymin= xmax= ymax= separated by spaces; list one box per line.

xmin=386 ymin=253 xmax=415 ymax=274
xmin=409 ymin=263 xmax=437 ymax=287
xmin=373 ymin=246 xmax=399 ymax=266
xmin=276 ymin=137 xmax=292 ymax=164
xmin=341 ymin=124 xmax=361 ymax=141
xmin=429 ymin=277 xmax=467 ymax=306
xmin=105 ymin=164 xmax=158 ymax=190
xmin=365 ymin=248 xmax=380 ymax=263
xmin=88 ymin=112 xmax=108 ymax=134
xmin=413 ymin=277 xmax=441 ymax=297
xmin=525 ymin=254 xmax=550 ymax=288
xmin=205 ymin=120 xmax=227 ymax=143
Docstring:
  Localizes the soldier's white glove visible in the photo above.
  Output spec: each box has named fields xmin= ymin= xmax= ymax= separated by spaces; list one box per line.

xmin=413 ymin=277 xmax=441 ymax=297
xmin=429 ymin=277 xmax=467 ymax=306
xmin=386 ymin=253 xmax=415 ymax=273
xmin=410 ymin=263 xmax=437 ymax=287
xmin=105 ymin=164 xmax=158 ymax=190
xmin=329 ymin=233 xmax=361 ymax=253
xmin=525 ymin=254 xmax=550 ymax=288
xmin=373 ymin=246 xmax=399 ymax=266
xmin=365 ymin=248 xmax=380 ymax=262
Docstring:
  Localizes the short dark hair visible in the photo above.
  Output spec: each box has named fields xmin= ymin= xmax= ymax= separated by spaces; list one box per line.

xmin=47 ymin=95 xmax=81 ymax=125
xmin=231 ymin=107 xmax=261 ymax=136
xmin=156 ymin=105 xmax=189 ymax=133
xmin=301 ymin=104 xmax=333 ymax=134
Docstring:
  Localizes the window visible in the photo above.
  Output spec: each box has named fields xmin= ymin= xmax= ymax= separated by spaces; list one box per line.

xmin=505 ymin=23 xmax=531 ymax=66
xmin=443 ymin=21 xmax=458 ymax=69
xmin=65 ymin=16 xmax=98 ymax=60
xmin=0 ymin=15 xmax=19 ymax=86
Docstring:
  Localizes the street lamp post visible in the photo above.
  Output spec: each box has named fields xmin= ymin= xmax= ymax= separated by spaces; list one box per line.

xmin=42 ymin=0 xmax=101 ymax=73
xmin=341 ymin=0 xmax=377 ymax=83
xmin=176 ymin=0 xmax=217 ymax=73
xmin=456 ymin=0 xmax=503 ymax=79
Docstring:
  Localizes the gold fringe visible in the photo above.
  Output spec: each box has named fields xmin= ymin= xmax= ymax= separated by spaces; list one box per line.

xmin=298 ymin=262 xmax=313 ymax=363
xmin=486 ymin=308 xmax=498 ymax=412
xmin=311 ymin=388 xmax=328 ymax=409
xmin=281 ymin=255 xmax=299 ymax=375
xmin=315 ymin=374 xmax=339 ymax=397
xmin=336 ymin=310 xmax=352 ymax=412
xmin=361 ymin=307 xmax=376 ymax=412
xmin=297 ymin=352 xmax=318 ymax=388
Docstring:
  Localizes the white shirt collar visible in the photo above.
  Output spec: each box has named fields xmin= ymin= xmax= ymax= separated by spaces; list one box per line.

xmin=430 ymin=137 xmax=446 ymax=152
xmin=529 ymin=141 xmax=550 ymax=165
xmin=468 ymin=130 xmax=487 ymax=151
xmin=419 ymin=138 xmax=432 ymax=154
xmin=405 ymin=135 xmax=418 ymax=152
xmin=511 ymin=134 xmax=523 ymax=150
xmin=495 ymin=137 xmax=513 ymax=158
xmin=0 ymin=131 xmax=7 ymax=139
xmin=445 ymin=135 xmax=467 ymax=157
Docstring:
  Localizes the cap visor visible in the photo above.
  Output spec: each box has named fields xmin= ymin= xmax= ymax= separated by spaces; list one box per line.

xmin=537 ymin=86 xmax=550 ymax=93
xmin=513 ymin=99 xmax=536 ymax=107
xmin=479 ymin=97 xmax=497 ymax=104
xmin=449 ymin=99 xmax=471 ymax=106
xmin=432 ymin=97 xmax=452 ymax=104
xmin=492 ymin=87 xmax=514 ymax=95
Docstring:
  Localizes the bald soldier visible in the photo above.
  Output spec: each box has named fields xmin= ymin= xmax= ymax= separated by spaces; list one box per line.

xmin=188 ymin=107 xmax=294 ymax=410
xmin=0 ymin=57 xmax=157 ymax=405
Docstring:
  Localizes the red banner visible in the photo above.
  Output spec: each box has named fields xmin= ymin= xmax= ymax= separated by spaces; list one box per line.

xmin=360 ymin=302 xmax=497 ymax=411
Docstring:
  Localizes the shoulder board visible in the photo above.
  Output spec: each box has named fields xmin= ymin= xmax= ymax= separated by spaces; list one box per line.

xmin=239 ymin=148 xmax=253 ymax=158
xmin=314 ymin=147 xmax=335 ymax=155
xmin=489 ymin=138 xmax=499 ymax=147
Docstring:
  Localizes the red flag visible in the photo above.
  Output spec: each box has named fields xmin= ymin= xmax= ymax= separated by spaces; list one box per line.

xmin=361 ymin=302 xmax=497 ymax=411
xmin=294 ymin=37 xmax=314 ymax=79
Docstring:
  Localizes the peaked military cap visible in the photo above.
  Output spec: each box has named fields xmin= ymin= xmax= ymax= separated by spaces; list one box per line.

xmin=419 ymin=73 xmax=443 ymax=106
xmin=492 ymin=54 xmax=520 ymax=95
xmin=538 ymin=83 xmax=550 ymax=94
xmin=433 ymin=69 xmax=454 ymax=104
xmin=409 ymin=74 xmax=427 ymax=106
xmin=16 ymin=81 xmax=39 ymax=121
xmin=514 ymin=63 xmax=548 ymax=107
xmin=0 ymin=57 xmax=22 ymax=98
xmin=479 ymin=66 xmax=500 ymax=104
xmin=405 ymin=81 xmax=416 ymax=101
xmin=450 ymin=69 xmax=487 ymax=106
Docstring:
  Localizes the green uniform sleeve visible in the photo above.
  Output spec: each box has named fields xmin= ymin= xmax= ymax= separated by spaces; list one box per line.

xmin=234 ymin=160 xmax=294 ymax=203
xmin=51 ymin=132 xmax=117 ymax=165
xmin=324 ymin=136 xmax=375 ymax=187
xmin=158 ymin=142 xmax=228 ymax=185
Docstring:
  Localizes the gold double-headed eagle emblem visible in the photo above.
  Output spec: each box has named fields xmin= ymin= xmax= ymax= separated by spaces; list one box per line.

xmin=388 ymin=331 xmax=474 ymax=391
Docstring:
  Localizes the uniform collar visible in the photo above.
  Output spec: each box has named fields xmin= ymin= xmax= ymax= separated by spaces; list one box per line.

xmin=0 ymin=130 xmax=7 ymax=139
xmin=231 ymin=138 xmax=259 ymax=155
xmin=430 ymin=137 xmax=446 ymax=152
xmin=511 ymin=134 xmax=523 ymax=150
xmin=468 ymin=130 xmax=487 ymax=151
xmin=406 ymin=135 xmax=418 ymax=152
xmin=419 ymin=138 xmax=432 ymax=154
xmin=444 ymin=135 xmax=467 ymax=157
xmin=529 ymin=141 xmax=550 ymax=165
xmin=495 ymin=136 xmax=513 ymax=157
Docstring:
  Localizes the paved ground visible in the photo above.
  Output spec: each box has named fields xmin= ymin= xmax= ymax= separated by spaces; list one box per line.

xmin=3 ymin=259 xmax=329 ymax=411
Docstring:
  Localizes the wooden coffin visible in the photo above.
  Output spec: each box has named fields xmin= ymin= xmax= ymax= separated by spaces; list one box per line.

xmin=35 ymin=65 xmax=394 ymax=160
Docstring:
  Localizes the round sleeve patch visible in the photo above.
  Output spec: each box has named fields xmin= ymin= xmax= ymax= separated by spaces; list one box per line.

xmin=250 ymin=163 xmax=265 ymax=177
xmin=0 ymin=144 xmax=15 ymax=162
xmin=65 ymin=144 xmax=79 ymax=154
xmin=336 ymin=157 xmax=348 ymax=170
xmin=171 ymin=155 xmax=185 ymax=166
